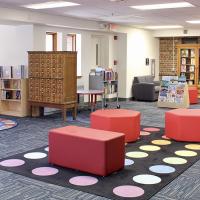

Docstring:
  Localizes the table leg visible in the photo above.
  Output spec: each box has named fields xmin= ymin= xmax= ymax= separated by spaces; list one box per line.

xmin=62 ymin=107 xmax=67 ymax=121
xmin=91 ymin=94 xmax=94 ymax=112
xmin=73 ymin=104 xmax=77 ymax=120
xmin=101 ymin=94 xmax=104 ymax=109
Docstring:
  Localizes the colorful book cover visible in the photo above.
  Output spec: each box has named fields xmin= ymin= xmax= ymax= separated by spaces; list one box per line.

xmin=190 ymin=65 xmax=195 ymax=72
xmin=181 ymin=65 xmax=186 ymax=72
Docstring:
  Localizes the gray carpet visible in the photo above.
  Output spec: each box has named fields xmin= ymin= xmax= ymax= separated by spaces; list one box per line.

xmin=0 ymin=101 xmax=200 ymax=200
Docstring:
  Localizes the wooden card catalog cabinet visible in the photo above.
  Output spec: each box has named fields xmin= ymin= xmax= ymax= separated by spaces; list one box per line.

xmin=28 ymin=51 xmax=77 ymax=121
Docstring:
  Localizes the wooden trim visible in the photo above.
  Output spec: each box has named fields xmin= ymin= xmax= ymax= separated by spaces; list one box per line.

xmin=67 ymin=34 xmax=76 ymax=51
xmin=46 ymin=32 xmax=57 ymax=51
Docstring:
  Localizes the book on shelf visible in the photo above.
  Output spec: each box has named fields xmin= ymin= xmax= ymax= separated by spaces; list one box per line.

xmin=15 ymin=90 xmax=21 ymax=99
xmin=191 ymin=49 xmax=195 ymax=57
xmin=181 ymin=49 xmax=188 ymax=57
xmin=2 ymin=66 xmax=12 ymax=79
xmin=189 ymin=65 xmax=195 ymax=72
xmin=181 ymin=58 xmax=186 ymax=65
xmin=0 ymin=66 xmax=3 ymax=78
xmin=12 ymin=80 xmax=21 ymax=89
xmin=2 ymin=80 xmax=10 ymax=89
xmin=188 ymin=80 xmax=194 ymax=85
xmin=181 ymin=65 xmax=186 ymax=72
xmin=3 ymin=91 xmax=12 ymax=99
xmin=190 ymin=73 xmax=195 ymax=80
xmin=191 ymin=58 xmax=195 ymax=65
xmin=1 ymin=65 xmax=27 ymax=79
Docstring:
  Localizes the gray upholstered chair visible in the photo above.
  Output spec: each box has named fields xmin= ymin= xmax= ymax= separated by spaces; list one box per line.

xmin=132 ymin=76 xmax=160 ymax=101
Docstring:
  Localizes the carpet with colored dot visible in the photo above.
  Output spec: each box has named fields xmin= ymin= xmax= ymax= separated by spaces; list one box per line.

xmin=0 ymin=126 xmax=200 ymax=200
xmin=0 ymin=118 xmax=17 ymax=131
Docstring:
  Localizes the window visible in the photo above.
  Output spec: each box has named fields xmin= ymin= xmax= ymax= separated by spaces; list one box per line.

xmin=67 ymin=34 xmax=76 ymax=51
xmin=46 ymin=32 xmax=57 ymax=51
xmin=67 ymin=33 xmax=81 ymax=76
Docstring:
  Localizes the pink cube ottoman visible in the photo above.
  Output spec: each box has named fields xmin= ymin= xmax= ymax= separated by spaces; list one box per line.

xmin=49 ymin=125 xmax=125 ymax=176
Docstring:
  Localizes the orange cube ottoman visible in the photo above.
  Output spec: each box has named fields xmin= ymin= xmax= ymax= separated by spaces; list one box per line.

xmin=49 ymin=125 xmax=125 ymax=176
xmin=188 ymin=87 xmax=198 ymax=104
xmin=165 ymin=108 xmax=200 ymax=142
xmin=91 ymin=109 xmax=140 ymax=142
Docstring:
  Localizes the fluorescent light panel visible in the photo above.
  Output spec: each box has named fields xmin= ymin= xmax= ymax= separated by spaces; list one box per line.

xmin=186 ymin=20 xmax=200 ymax=24
xmin=145 ymin=25 xmax=183 ymax=30
xmin=23 ymin=1 xmax=80 ymax=9
xmin=131 ymin=2 xmax=194 ymax=10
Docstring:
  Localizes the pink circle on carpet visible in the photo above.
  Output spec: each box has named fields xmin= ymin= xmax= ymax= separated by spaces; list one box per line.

xmin=69 ymin=176 xmax=98 ymax=186
xmin=0 ymin=159 xmax=25 ymax=167
xmin=32 ymin=167 xmax=58 ymax=176
xmin=162 ymin=135 xmax=170 ymax=140
xmin=143 ymin=127 xmax=160 ymax=132
xmin=140 ymin=131 xmax=151 ymax=136
xmin=113 ymin=185 xmax=144 ymax=198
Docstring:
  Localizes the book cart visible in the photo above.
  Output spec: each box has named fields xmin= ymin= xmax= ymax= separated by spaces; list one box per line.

xmin=89 ymin=69 xmax=120 ymax=109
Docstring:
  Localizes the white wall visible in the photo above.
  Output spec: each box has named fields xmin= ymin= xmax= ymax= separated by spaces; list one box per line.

xmin=112 ymin=26 xmax=160 ymax=98
xmin=127 ymin=29 xmax=159 ymax=98
xmin=116 ymin=33 xmax=127 ymax=98
xmin=0 ymin=25 xmax=33 ymax=66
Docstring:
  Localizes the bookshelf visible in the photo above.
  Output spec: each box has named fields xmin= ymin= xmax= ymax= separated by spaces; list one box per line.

xmin=177 ymin=44 xmax=200 ymax=97
xmin=0 ymin=79 xmax=29 ymax=117
xmin=28 ymin=51 xmax=77 ymax=121
xmin=177 ymin=44 xmax=198 ymax=86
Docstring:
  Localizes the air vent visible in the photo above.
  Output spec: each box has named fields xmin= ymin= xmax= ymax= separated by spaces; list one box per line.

xmin=182 ymin=37 xmax=198 ymax=44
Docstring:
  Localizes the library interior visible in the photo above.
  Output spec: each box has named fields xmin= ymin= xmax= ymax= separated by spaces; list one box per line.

xmin=1 ymin=0 xmax=200 ymax=200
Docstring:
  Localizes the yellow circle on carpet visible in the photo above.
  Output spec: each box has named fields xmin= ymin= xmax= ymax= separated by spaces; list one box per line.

xmin=126 ymin=151 xmax=148 ymax=158
xmin=175 ymin=150 xmax=197 ymax=157
xmin=151 ymin=140 xmax=171 ymax=146
xmin=185 ymin=144 xmax=200 ymax=150
xmin=139 ymin=145 xmax=161 ymax=151
xmin=163 ymin=157 xmax=187 ymax=165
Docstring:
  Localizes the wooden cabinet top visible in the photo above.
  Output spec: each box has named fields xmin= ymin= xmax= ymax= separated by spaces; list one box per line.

xmin=28 ymin=51 xmax=77 ymax=54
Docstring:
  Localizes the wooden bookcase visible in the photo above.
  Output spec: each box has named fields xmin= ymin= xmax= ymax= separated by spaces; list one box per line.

xmin=177 ymin=44 xmax=200 ymax=97
xmin=0 ymin=79 xmax=29 ymax=117
xmin=28 ymin=51 xmax=77 ymax=121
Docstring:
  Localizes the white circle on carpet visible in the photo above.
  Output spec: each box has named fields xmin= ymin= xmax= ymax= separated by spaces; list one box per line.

xmin=24 ymin=152 xmax=47 ymax=159
xmin=133 ymin=174 xmax=161 ymax=185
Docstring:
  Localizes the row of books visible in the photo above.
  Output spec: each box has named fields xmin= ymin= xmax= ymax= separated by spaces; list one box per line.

xmin=181 ymin=65 xmax=195 ymax=72
xmin=91 ymin=68 xmax=118 ymax=81
xmin=1 ymin=90 xmax=21 ymax=100
xmin=104 ymin=84 xmax=117 ymax=94
xmin=181 ymin=49 xmax=195 ymax=57
xmin=1 ymin=80 xmax=21 ymax=89
xmin=0 ymin=65 xmax=27 ymax=79
xmin=181 ymin=58 xmax=195 ymax=65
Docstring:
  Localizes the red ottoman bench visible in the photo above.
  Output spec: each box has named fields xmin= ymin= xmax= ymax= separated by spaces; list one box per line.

xmin=165 ymin=108 xmax=200 ymax=142
xmin=90 ymin=109 xmax=140 ymax=142
xmin=49 ymin=125 xmax=125 ymax=176
xmin=188 ymin=87 xmax=198 ymax=104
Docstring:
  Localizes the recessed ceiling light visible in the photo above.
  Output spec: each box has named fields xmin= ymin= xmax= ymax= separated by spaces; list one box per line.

xmin=186 ymin=20 xmax=200 ymax=24
xmin=145 ymin=25 xmax=183 ymax=30
xmin=131 ymin=2 xmax=194 ymax=10
xmin=23 ymin=1 xmax=80 ymax=9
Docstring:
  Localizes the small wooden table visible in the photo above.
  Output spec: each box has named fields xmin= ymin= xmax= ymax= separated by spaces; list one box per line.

xmin=77 ymin=89 xmax=104 ymax=111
